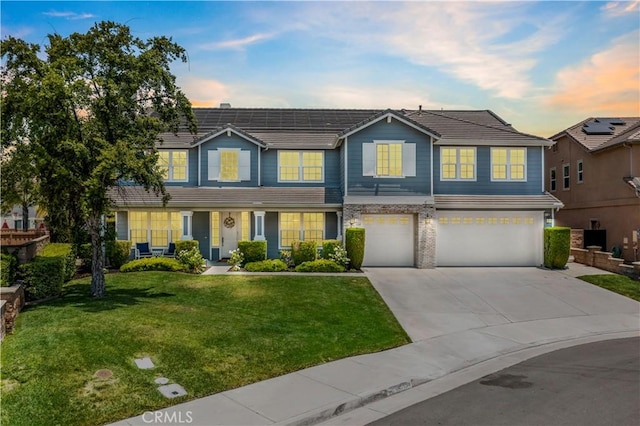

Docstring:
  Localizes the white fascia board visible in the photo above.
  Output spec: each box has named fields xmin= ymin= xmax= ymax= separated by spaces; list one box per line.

xmin=191 ymin=127 xmax=266 ymax=148
xmin=434 ymin=138 xmax=554 ymax=147
xmin=338 ymin=113 xmax=440 ymax=141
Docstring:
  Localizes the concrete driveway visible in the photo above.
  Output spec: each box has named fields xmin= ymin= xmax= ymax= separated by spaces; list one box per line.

xmin=364 ymin=265 xmax=639 ymax=343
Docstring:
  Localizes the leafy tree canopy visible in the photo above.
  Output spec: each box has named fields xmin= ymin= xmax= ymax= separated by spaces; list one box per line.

xmin=1 ymin=21 xmax=197 ymax=296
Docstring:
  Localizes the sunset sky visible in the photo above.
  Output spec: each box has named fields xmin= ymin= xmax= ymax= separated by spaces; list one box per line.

xmin=2 ymin=0 xmax=638 ymax=136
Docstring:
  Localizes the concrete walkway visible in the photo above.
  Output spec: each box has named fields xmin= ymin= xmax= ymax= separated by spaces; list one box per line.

xmin=111 ymin=264 xmax=639 ymax=426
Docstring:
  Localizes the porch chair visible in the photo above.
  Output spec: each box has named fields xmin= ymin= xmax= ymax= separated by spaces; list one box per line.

xmin=134 ymin=242 xmax=153 ymax=259
xmin=164 ymin=242 xmax=176 ymax=258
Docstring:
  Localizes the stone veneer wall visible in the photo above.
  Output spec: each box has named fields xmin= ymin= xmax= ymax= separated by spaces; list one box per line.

xmin=343 ymin=203 xmax=436 ymax=269
xmin=571 ymin=246 xmax=640 ymax=279
xmin=0 ymin=284 xmax=26 ymax=340
xmin=570 ymin=229 xmax=584 ymax=249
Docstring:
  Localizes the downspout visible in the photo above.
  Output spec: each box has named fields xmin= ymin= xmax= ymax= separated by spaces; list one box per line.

xmin=430 ymin=136 xmax=434 ymax=196
xmin=541 ymin=144 xmax=545 ymax=193
xmin=344 ymin=137 xmax=349 ymax=197
xmin=198 ymin=145 xmax=201 ymax=186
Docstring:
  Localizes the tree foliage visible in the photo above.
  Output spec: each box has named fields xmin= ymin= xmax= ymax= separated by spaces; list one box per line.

xmin=1 ymin=21 xmax=197 ymax=296
xmin=1 ymin=143 xmax=38 ymax=231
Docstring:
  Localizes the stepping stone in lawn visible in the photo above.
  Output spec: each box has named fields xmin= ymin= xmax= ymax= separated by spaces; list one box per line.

xmin=158 ymin=383 xmax=187 ymax=398
xmin=134 ymin=357 xmax=154 ymax=369
xmin=155 ymin=377 xmax=170 ymax=385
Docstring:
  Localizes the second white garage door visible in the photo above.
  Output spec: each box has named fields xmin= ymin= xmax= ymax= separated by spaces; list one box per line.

xmin=362 ymin=214 xmax=414 ymax=267
xmin=436 ymin=211 xmax=543 ymax=266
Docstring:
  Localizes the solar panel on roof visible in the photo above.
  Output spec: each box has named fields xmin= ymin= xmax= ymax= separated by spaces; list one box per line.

xmin=582 ymin=118 xmax=623 ymax=135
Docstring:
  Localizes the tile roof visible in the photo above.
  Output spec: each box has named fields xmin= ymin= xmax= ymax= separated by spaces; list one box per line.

xmin=109 ymin=186 xmax=342 ymax=208
xmin=550 ymin=117 xmax=640 ymax=152
xmin=434 ymin=193 xmax=563 ymax=209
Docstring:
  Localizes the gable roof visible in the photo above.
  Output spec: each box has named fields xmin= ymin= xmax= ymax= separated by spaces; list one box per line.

xmin=336 ymin=109 xmax=440 ymax=140
xmin=549 ymin=117 xmax=640 ymax=152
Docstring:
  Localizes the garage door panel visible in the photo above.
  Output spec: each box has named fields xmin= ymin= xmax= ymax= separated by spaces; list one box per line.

xmin=362 ymin=214 xmax=414 ymax=267
xmin=436 ymin=211 xmax=543 ymax=267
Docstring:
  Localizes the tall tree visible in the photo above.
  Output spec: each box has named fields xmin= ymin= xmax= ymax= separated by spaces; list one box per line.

xmin=0 ymin=143 xmax=38 ymax=231
xmin=1 ymin=21 xmax=196 ymax=297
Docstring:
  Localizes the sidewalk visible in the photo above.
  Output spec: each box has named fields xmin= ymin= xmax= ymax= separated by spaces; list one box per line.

xmin=111 ymin=264 xmax=639 ymax=426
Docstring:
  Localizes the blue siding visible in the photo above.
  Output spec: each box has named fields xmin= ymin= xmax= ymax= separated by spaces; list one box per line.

xmin=347 ymin=119 xmax=432 ymax=196
xmin=199 ymin=133 xmax=260 ymax=187
xmin=339 ymin=144 xmax=346 ymax=196
xmin=433 ymin=146 xmax=543 ymax=195
xmin=261 ymin=149 xmax=341 ymax=188
xmin=264 ymin=212 xmax=279 ymax=259
xmin=163 ymin=149 xmax=198 ymax=187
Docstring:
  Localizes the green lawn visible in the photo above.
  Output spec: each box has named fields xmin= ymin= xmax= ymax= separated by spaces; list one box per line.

xmin=0 ymin=272 xmax=409 ymax=426
xmin=578 ymin=274 xmax=640 ymax=301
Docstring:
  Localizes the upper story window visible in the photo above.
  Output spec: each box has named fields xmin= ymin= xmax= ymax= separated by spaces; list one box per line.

xmin=440 ymin=147 xmax=475 ymax=180
xmin=208 ymin=149 xmax=251 ymax=182
xmin=158 ymin=150 xmax=188 ymax=182
xmin=577 ymin=160 xmax=583 ymax=183
xmin=278 ymin=151 xmax=324 ymax=182
xmin=491 ymin=148 xmax=526 ymax=181
xmin=363 ymin=141 xmax=416 ymax=178
xmin=550 ymin=167 xmax=556 ymax=192
xmin=563 ymin=163 xmax=570 ymax=189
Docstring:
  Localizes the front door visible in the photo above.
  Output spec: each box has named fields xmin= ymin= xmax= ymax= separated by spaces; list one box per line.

xmin=220 ymin=212 xmax=240 ymax=259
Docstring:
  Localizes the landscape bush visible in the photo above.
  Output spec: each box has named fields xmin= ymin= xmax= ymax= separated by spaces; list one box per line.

xmin=345 ymin=228 xmax=365 ymax=269
xmin=244 ymin=259 xmax=288 ymax=272
xmin=120 ymin=257 xmax=185 ymax=273
xmin=20 ymin=256 xmax=66 ymax=300
xmin=40 ymin=243 xmax=76 ymax=282
xmin=175 ymin=247 xmax=206 ymax=273
xmin=295 ymin=259 xmax=345 ymax=273
xmin=321 ymin=240 xmax=342 ymax=259
xmin=238 ymin=240 xmax=267 ymax=264
xmin=1 ymin=253 xmax=17 ymax=287
xmin=279 ymin=250 xmax=294 ymax=268
xmin=107 ymin=240 xmax=132 ymax=268
xmin=228 ymin=249 xmax=244 ymax=271
xmin=78 ymin=243 xmax=92 ymax=271
xmin=544 ymin=227 xmax=570 ymax=269
xmin=175 ymin=240 xmax=199 ymax=256
xmin=292 ymin=240 xmax=318 ymax=265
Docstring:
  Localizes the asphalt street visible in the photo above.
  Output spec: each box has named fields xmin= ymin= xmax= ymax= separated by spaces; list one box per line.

xmin=369 ymin=337 xmax=640 ymax=426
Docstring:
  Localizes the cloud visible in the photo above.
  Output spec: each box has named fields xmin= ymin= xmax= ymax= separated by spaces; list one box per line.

xmin=199 ymin=32 xmax=275 ymax=51
xmin=42 ymin=11 xmax=96 ymax=20
xmin=178 ymin=76 xmax=290 ymax=108
xmin=546 ymin=30 xmax=640 ymax=115
xmin=601 ymin=1 xmax=639 ymax=17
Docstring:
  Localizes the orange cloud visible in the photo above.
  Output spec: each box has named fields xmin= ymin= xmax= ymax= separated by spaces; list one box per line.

xmin=546 ymin=30 xmax=640 ymax=115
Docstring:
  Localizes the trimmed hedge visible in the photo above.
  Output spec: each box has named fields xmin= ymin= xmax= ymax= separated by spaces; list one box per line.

xmin=544 ymin=227 xmax=571 ymax=269
xmin=322 ymin=240 xmax=342 ymax=259
xmin=244 ymin=259 xmax=288 ymax=272
xmin=40 ymin=243 xmax=76 ymax=282
xmin=175 ymin=240 xmax=199 ymax=256
xmin=78 ymin=243 xmax=92 ymax=271
xmin=292 ymin=241 xmax=318 ymax=265
xmin=1 ymin=253 xmax=17 ymax=287
xmin=295 ymin=259 xmax=345 ymax=273
xmin=345 ymin=228 xmax=365 ymax=269
xmin=120 ymin=257 xmax=186 ymax=273
xmin=107 ymin=240 xmax=132 ymax=269
xmin=238 ymin=240 xmax=267 ymax=264
xmin=20 ymin=256 xmax=66 ymax=300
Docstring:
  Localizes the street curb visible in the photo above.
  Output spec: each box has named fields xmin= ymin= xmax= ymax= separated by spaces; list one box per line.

xmin=278 ymin=330 xmax=640 ymax=426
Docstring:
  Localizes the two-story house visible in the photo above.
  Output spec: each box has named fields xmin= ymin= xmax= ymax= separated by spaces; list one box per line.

xmin=546 ymin=117 xmax=640 ymax=261
xmin=110 ymin=107 xmax=562 ymax=268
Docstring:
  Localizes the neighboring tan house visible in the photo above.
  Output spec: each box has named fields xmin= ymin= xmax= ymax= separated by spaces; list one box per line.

xmin=546 ymin=117 xmax=640 ymax=262
xmin=111 ymin=107 xmax=563 ymax=268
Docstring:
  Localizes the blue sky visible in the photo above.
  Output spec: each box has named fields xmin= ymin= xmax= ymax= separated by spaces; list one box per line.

xmin=1 ymin=1 xmax=638 ymax=136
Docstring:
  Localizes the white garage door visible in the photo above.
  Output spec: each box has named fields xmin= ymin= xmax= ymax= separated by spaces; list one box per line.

xmin=436 ymin=211 xmax=543 ymax=267
xmin=362 ymin=214 xmax=414 ymax=266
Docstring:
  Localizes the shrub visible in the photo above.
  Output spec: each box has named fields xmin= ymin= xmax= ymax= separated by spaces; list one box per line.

xmin=292 ymin=240 xmax=318 ymax=265
xmin=279 ymin=250 xmax=294 ymax=268
xmin=176 ymin=247 xmax=206 ymax=274
xmin=322 ymin=240 xmax=342 ymax=259
xmin=175 ymin=240 xmax=199 ymax=256
xmin=20 ymin=257 xmax=66 ymax=300
xmin=120 ymin=258 xmax=185 ymax=273
xmin=78 ymin=243 xmax=92 ymax=271
xmin=1 ymin=253 xmax=17 ymax=287
xmin=40 ymin=243 xmax=76 ymax=282
xmin=244 ymin=259 xmax=288 ymax=272
xmin=238 ymin=240 xmax=267 ymax=264
xmin=328 ymin=245 xmax=350 ymax=268
xmin=544 ymin=227 xmax=570 ymax=269
xmin=295 ymin=259 xmax=345 ymax=273
xmin=107 ymin=240 xmax=132 ymax=269
xmin=228 ymin=249 xmax=244 ymax=271
xmin=345 ymin=228 xmax=365 ymax=269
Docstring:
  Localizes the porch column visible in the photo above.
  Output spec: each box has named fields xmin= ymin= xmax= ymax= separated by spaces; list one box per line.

xmin=336 ymin=211 xmax=343 ymax=240
xmin=253 ymin=211 xmax=266 ymax=241
xmin=180 ymin=211 xmax=193 ymax=240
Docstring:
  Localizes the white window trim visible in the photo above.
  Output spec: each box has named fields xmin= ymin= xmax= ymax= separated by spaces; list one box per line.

xmin=577 ymin=159 xmax=583 ymax=184
xmin=440 ymin=146 xmax=477 ymax=181
xmin=277 ymin=151 xmax=325 ymax=183
xmin=219 ymin=148 xmax=241 ymax=182
xmin=563 ymin=163 xmax=570 ymax=190
xmin=550 ymin=167 xmax=557 ymax=192
xmin=208 ymin=148 xmax=251 ymax=182
xmin=278 ymin=212 xmax=325 ymax=249
xmin=373 ymin=140 xmax=405 ymax=179
xmin=128 ymin=211 xmax=182 ymax=248
xmin=159 ymin=150 xmax=189 ymax=182
xmin=490 ymin=147 xmax=528 ymax=182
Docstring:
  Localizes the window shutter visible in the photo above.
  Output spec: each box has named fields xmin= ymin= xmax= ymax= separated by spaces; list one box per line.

xmin=362 ymin=143 xmax=376 ymax=176
xmin=403 ymin=143 xmax=416 ymax=177
xmin=239 ymin=150 xmax=251 ymax=181
xmin=208 ymin=150 xmax=220 ymax=181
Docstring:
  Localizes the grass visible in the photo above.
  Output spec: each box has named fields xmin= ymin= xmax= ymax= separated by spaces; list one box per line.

xmin=0 ymin=272 xmax=409 ymax=426
xmin=578 ymin=274 xmax=640 ymax=301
